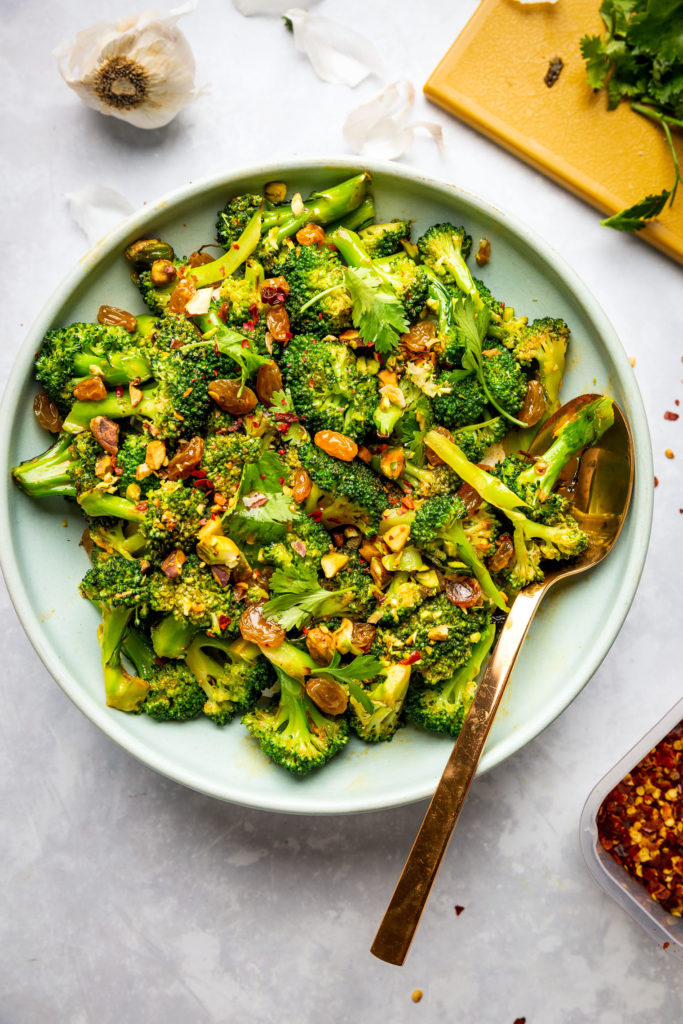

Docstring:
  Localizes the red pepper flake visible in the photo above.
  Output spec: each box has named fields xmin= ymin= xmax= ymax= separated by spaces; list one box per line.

xmin=676 ymin=400 xmax=680 ymax=406
xmin=218 ymin=614 xmax=231 ymax=630
xmin=135 ymin=502 xmax=149 ymax=512
xmin=242 ymin=320 xmax=255 ymax=332
xmin=232 ymin=243 xmax=240 ymax=250
xmin=513 ymin=1019 xmax=527 ymax=1024
xmin=399 ymin=651 xmax=421 ymax=666
xmin=278 ymin=477 xmax=285 ymax=484
xmin=454 ymin=905 xmax=465 ymax=916
xmin=655 ymin=476 xmax=659 ymax=487
xmin=260 ymin=474 xmax=266 ymax=480
xmin=597 ymin=719 xmax=683 ymax=917
xmin=664 ymin=941 xmax=671 ymax=949
xmin=241 ymin=339 xmax=251 ymax=349
xmin=664 ymin=411 xmax=680 ymax=420
xmin=115 ymin=385 xmax=124 ymax=398
xmin=301 ymin=626 xmax=309 ymax=635
xmin=217 ymin=303 xmax=229 ymax=323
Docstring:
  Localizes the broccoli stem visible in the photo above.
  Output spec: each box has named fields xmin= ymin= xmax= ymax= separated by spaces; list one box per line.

xmin=446 ymin=522 xmax=509 ymax=611
xmin=78 ymin=492 xmax=146 ymax=522
xmin=121 ymin=626 xmax=156 ymax=678
xmin=327 ymin=225 xmax=375 ymax=271
xmin=12 ymin=433 xmax=76 ymax=498
xmin=330 ymin=196 xmax=376 ymax=233
xmin=260 ymin=639 xmax=317 ymax=681
xmin=71 ymin=349 xmax=152 ymax=386
xmin=441 ymin=622 xmax=496 ymax=704
xmin=63 ymin=388 xmax=157 ymax=432
xmin=99 ymin=606 xmax=149 ymax=711
xmin=424 ymin=430 xmax=527 ymax=513
xmin=188 ymin=208 xmax=263 ymax=290
xmin=151 ymin=614 xmax=197 ymax=659
xmin=517 ymin=396 xmax=614 ymax=496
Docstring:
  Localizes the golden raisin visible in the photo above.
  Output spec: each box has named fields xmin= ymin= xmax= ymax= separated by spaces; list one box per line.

xmin=518 ymin=380 xmax=546 ymax=427
xmin=425 ymin=425 xmax=454 ymax=466
xmin=187 ymin=250 xmax=215 ymax=268
xmin=97 ymin=305 xmax=137 ymax=333
xmin=291 ymin=468 xmax=312 ymax=503
xmin=239 ymin=603 xmax=286 ymax=648
xmin=305 ymin=627 xmax=336 ymax=666
xmin=261 ymin=276 xmax=290 ymax=299
xmin=166 ymin=436 xmax=204 ymax=481
xmin=475 ymin=238 xmax=491 ymax=266
xmin=314 ymin=430 xmax=358 ymax=462
xmin=168 ymin=276 xmax=196 ymax=315
xmin=33 ymin=392 xmax=62 ymax=433
xmin=305 ymin=676 xmax=348 ymax=715
xmin=73 ymin=376 xmax=107 ymax=401
xmin=266 ymin=306 xmax=291 ymax=342
xmin=444 ymin=576 xmax=482 ymax=608
xmin=208 ymin=379 xmax=258 ymax=415
xmin=296 ymin=223 xmax=326 ymax=246
xmin=489 ymin=533 xmax=514 ymax=572
xmin=400 ymin=320 xmax=436 ymax=358
xmin=256 ymin=361 xmax=283 ymax=405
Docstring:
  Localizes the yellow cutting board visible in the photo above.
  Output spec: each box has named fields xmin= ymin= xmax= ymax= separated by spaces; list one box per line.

xmin=425 ymin=0 xmax=683 ymax=264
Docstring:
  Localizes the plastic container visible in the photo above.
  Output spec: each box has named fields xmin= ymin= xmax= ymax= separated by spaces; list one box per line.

xmin=580 ymin=698 xmax=683 ymax=957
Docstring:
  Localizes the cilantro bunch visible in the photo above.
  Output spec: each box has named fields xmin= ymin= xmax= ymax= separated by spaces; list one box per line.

xmin=581 ymin=0 xmax=683 ymax=230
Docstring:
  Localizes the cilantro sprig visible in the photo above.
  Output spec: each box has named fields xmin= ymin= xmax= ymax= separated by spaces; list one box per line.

xmin=580 ymin=0 xmax=683 ymax=230
xmin=454 ymin=298 xmax=527 ymax=427
xmin=311 ymin=651 xmax=383 ymax=713
xmin=343 ymin=266 xmax=409 ymax=355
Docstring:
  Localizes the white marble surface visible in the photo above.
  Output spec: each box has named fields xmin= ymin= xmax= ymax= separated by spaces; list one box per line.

xmin=2 ymin=1 xmax=683 ymax=1021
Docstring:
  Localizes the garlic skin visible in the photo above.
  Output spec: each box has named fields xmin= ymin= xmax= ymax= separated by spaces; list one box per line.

xmin=54 ymin=2 xmax=198 ymax=130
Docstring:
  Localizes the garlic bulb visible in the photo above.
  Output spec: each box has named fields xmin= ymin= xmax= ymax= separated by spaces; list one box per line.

xmin=54 ymin=2 xmax=198 ymax=129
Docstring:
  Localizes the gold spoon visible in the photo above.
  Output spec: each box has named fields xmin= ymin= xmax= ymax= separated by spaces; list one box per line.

xmin=370 ymin=395 xmax=634 ymax=966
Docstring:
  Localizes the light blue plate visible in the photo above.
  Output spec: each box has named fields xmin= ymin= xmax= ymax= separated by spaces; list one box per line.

xmin=0 ymin=158 xmax=653 ymax=815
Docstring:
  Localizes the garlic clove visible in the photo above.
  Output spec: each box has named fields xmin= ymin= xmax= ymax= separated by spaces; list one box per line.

xmin=344 ymin=79 xmax=445 ymax=160
xmin=284 ymin=8 xmax=383 ymax=88
xmin=54 ymin=2 xmax=198 ymax=130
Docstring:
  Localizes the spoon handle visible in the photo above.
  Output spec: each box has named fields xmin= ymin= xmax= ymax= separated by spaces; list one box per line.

xmin=370 ymin=585 xmax=546 ymax=966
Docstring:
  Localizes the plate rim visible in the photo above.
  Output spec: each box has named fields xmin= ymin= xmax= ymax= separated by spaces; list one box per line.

xmin=0 ymin=156 xmax=654 ymax=815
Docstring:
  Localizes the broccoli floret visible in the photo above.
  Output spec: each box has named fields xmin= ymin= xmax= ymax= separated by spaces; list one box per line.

xmin=201 ymin=432 xmax=261 ymax=499
xmin=80 ymin=554 xmax=151 ymax=712
xmin=401 ymin=458 xmax=460 ymax=499
xmin=281 ymin=244 xmax=354 ymax=336
xmin=348 ymin=662 xmax=412 ymax=742
xmin=87 ymin=517 xmax=147 ymax=560
xmin=149 ymin=554 xmax=241 ymax=636
xmin=217 ymin=259 xmax=265 ymax=329
xmin=432 ymin=371 xmax=488 ymax=429
xmin=481 ymin=344 xmax=528 ymax=416
xmin=296 ymin=441 xmax=389 ymax=534
xmin=281 ymin=336 xmax=378 ymax=442
xmin=216 ymin=193 xmax=268 ymax=248
xmin=34 ymin=322 xmax=152 ymax=410
xmin=509 ymin=317 xmax=570 ymax=416
xmin=142 ymin=662 xmax=206 ymax=722
xmin=186 ymin=636 xmax=270 ymax=725
xmin=116 ymin=433 xmax=157 ymax=498
xmin=417 ymin=223 xmax=478 ymax=302
xmin=358 ymin=221 xmax=412 ymax=258
xmin=242 ymin=665 xmax=349 ymax=775
xmin=372 ymin=252 xmax=429 ymax=322
xmin=323 ymin=551 xmax=377 ymax=619
xmin=410 ymin=495 xmax=508 ymax=610
xmin=259 ymin=516 xmax=332 ymax=572
xmin=463 ymin=506 xmax=500 ymax=559
xmin=11 ymin=431 xmax=146 ymax=522
xmin=373 ymin=375 xmax=433 ymax=440
xmin=377 ymin=572 xmax=427 ymax=624
xmin=141 ymin=480 xmax=208 ymax=560
xmin=405 ymin=623 xmax=496 ymax=736
xmin=452 ymin=416 xmax=507 ymax=463
xmin=63 ymin=345 xmax=229 ymax=439
xmin=374 ymin=594 xmax=491 ymax=685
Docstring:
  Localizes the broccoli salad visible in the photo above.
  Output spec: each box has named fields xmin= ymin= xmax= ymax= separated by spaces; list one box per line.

xmin=13 ymin=171 xmax=614 ymax=775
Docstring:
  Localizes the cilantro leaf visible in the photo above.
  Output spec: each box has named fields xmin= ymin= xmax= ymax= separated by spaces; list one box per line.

xmin=601 ymin=188 xmax=671 ymax=229
xmin=580 ymin=34 xmax=611 ymax=89
xmin=263 ymin=565 xmax=342 ymax=630
xmin=343 ymin=266 xmax=408 ymax=355
xmin=240 ymin=450 xmax=289 ymax=496
xmin=311 ymin=650 xmax=384 ymax=684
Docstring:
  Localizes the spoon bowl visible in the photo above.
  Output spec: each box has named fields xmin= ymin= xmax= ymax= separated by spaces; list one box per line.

xmin=371 ymin=396 xmax=635 ymax=966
